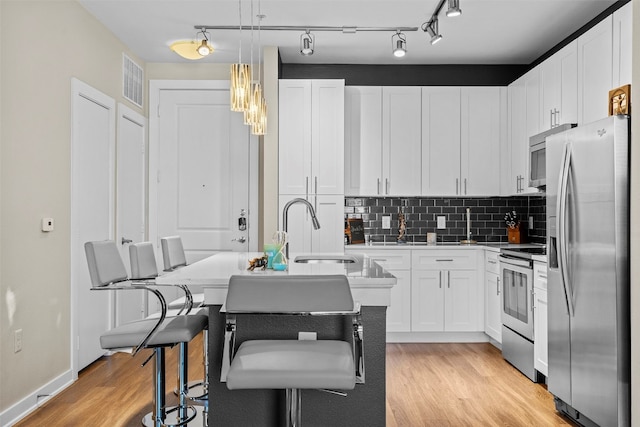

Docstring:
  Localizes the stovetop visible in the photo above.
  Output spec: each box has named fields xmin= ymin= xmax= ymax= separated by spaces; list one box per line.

xmin=500 ymin=246 xmax=547 ymax=259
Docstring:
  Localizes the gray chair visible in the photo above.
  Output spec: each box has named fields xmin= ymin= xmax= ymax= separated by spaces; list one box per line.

xmin=160 ymin=235 xmax=205 ymax=310
xmin=85 ymin=240 xmax=207 ymax=427
xmin=130 ymin=241 xmax=210 ymax=403
xmin=221 ymin=274 xmax=365 ymax=427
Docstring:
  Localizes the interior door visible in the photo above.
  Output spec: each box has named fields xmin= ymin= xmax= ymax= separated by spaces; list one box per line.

xmin=70 ymin=79 xmax=115 ymax=374
xmin=115 ymin=103 xmax=147 ymax=325
xmin=156 ymin=87 xmax=252 ymax=263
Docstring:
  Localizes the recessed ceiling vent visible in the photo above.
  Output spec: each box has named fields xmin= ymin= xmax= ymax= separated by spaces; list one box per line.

xmin=123 ymin=54 xmax=143 ymax=108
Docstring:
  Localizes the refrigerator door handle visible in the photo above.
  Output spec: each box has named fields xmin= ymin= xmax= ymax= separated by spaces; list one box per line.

xmin=556 ymin=144 xmax=575 ymax=317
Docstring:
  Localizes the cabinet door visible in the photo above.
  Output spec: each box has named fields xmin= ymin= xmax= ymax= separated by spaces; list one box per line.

xmin=534 ymin=287 xmax=548 ymax=376
xmin=444 ymin=269 xmax=481 ymax=331
xmin=386 ymin=269 xmax=412 ymax=332
xmin=485 ymin=271 xmax=502 ymax=342
xmin=540 ymin=55 xmax=561 ymax=130
xmin=507 ymin=77 xmax=526 ymax=195
xmin=382 ymin=87 xmax=422 ymax=196
xmin=279 ymin=80 xmax=312 ymax=195
xmin=578 ymin=15 xmax=613 ymax=125
xmin=411 ymin=270 xmax=444 ymax=331
xmin=312 ymin=80 xmax=344 ymax=195
xmin=278 ymin=194 xmax=313 ymax=254
xmin=311 ymin=194 xmax=345 ymax=253
xmin=421 ymin=87 xmax=461 ymax=196
xmin=540 ymin=41 xmax=577 ymax=130
xmin=344 ymin=86 xmax=383 ymax=196
xmin=612 ymin=2 xmax=632 ymax=87
xmin=461 ymin=87 xmax=501 ymax=196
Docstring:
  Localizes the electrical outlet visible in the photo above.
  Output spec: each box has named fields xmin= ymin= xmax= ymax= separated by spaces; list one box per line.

xmin=298 ymin=332 xmax=317 ymax=340
xmin=14 ymin=329 xmax=23 ymax=353
xmin=529 ymin=216 xmax=534 ymax=230
xmin=41 ymin=218 xmax=54 ymax=232
xmin=437 ymin=216 xmax=446 ymax=229
xmin=382 ymin=216 xmax=391 ymax=229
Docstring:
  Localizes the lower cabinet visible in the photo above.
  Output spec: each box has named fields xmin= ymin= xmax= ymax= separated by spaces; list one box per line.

xmin=533 ymin=261 xmax=548 ymax=377
xmin=484 ymin=250 xmax=502 ymax=343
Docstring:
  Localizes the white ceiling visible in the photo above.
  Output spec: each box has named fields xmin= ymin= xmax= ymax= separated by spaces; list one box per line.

xmin=78 ymin=0 xmax=618 ymax=65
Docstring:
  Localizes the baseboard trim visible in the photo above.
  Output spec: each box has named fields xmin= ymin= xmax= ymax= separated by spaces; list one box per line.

xmin=386 ymin=331 xmax=490 ymax=343
xmin=0 ymin=369 xmax=74 ymax=426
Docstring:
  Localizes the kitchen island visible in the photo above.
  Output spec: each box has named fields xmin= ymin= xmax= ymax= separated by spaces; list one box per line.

xmin=156 ymin=252 xmax=396 ymax=427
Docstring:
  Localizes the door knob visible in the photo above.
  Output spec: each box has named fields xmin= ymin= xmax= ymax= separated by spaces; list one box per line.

xmin=232 ymin=236 xmax=247 ymax=244
xmin=121 ymin=237 xmax=133 ymax=245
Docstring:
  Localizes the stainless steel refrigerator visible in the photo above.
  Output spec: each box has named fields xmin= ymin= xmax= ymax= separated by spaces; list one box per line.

xmin=546 ymin=115 xmax=630 ymax=427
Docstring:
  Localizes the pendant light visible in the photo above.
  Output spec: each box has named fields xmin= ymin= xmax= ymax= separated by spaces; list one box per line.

xmin=230 ymin=0 xmax=251 ymax=112
xmin=251 ymin=1 xmax=267 ymax=135
xmin=244 ymin=0 xmax=257 ymax=124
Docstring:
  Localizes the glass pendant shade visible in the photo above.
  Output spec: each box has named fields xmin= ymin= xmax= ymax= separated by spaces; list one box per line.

xmin=252 ymin=97 xmax=267 ymax=135
xmin=244 ymin=83 xmax=263 ymax=125
xmin=230 ymin=63 xmax=251 ymax=112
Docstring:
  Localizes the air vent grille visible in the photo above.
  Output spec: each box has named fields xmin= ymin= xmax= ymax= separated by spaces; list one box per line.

xmin=123 ymin=54 xmax=143 ymax=108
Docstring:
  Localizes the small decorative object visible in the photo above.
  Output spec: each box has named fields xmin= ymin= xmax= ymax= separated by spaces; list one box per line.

xmin=263 ymin=244 xmax=279 ymax=269
xmin=247 ymin=255 xmax=268 ymax=271
xmin=272 ymin=231 xmax=288 ymax=271
xmin=347 ymin=218 xmax=365 ymax=244
xmin=427 ymin=232 xmax=437 ymax=244
xmin=504 ymin=210 xmax=523 ymax=244
xmin=397 ymin=211 xmax=407 ymax=243
xmin=609 ymin=84 xmax=631 ymax=116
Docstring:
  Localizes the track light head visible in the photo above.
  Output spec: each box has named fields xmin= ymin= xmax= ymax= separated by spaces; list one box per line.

xmin=300 ymin=31 xmax=314 ymax=56
xmin=196 ymin=29 xmax=213 ymax=56
xmin=392 ymin=31 xmax=407 ymax=58
xmin=425 ymin=18 xmax=442 ymax=45
xmin=446 ymin=0 xmax=462 ymax=17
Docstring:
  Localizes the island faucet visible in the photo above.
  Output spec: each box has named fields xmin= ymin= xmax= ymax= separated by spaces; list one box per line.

xmin=282 ymin=197 xmax=321 ymax=259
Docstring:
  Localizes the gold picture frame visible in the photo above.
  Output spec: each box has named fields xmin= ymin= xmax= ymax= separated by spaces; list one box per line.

xmin=609 ymin=84 xmax=631 ymax=116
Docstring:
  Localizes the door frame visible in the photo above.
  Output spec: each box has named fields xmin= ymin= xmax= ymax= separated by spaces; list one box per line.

xmin=148 ymin=80 xmax=259 ymax=257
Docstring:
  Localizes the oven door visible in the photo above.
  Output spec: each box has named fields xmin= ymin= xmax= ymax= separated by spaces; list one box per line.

xmin=499 ymin=254 xmax=534 ymax=341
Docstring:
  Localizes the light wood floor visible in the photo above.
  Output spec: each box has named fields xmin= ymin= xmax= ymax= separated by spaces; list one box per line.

xmin=16 ymin=336 xmax=574 ymax=427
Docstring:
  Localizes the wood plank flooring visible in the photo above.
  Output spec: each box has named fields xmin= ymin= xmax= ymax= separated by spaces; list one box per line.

xmin=16 ymin=337 xmax=574 ymax=426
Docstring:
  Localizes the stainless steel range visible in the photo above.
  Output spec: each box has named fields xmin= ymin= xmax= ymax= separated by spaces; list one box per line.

xmin=499 ymin=246 xmax=546 ymax=382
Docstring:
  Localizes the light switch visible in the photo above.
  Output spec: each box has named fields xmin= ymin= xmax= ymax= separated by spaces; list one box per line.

xmin=41 ymin=218 xmax=54 ymax=232
xmin=437 ymin=216 xmax=446 ymax=229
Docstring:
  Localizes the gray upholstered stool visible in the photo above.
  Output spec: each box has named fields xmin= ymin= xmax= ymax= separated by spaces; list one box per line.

xmin=160 ymin=235 xmax=206 ymax=310
xmin=130 ymin=241 xmax=210 ymax=405
xmin=221 ymin=274 xmax=365 ymax=427
xmin=85 ymin=240 xmax=207 ymax=427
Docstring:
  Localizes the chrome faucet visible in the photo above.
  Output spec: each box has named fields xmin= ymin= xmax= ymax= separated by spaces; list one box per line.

xmin=282 ymin=197 xmax=321 ymax=259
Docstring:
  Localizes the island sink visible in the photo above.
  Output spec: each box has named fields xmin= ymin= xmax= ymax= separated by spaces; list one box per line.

xmin=294 ymin=255 xmax=357 ymax=264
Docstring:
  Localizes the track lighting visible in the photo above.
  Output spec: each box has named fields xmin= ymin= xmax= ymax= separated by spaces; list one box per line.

xmin=170 ymin=29 xmax=213 ymax=60
xmin=425 ymin=18 xmax=442 ymax=45
xmin=446 ymin=0 xmax=462 ymax=17
xmin=392 ymin=31 xmax=406 ymax=58
xmin=300 ymin=31 xmax=314 ymax=56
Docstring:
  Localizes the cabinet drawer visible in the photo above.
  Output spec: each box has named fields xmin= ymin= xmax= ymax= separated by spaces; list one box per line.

xmin=345 ymin=249 xmax=411 ymax=270
xmin=412 ymin=250 xmax=477 ymax=270
xmin=534 ymin=261 xmax=547 ymax=290
xmin=485 ymin=250 xmax=499 ymax=274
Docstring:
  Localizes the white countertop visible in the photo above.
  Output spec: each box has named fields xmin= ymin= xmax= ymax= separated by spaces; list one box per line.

xmin=156 ymin=252 xmax=396 ymax=307
xmin=346 ymin=242 xmax=544 ymax=253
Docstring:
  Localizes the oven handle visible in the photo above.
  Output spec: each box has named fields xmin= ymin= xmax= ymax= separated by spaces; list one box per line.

xmin=498 ymin=254 xmax=532 ymax=269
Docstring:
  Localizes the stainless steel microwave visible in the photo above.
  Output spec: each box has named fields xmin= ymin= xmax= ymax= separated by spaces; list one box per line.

xmin=529 ymin=123 xmax=576 ymax=188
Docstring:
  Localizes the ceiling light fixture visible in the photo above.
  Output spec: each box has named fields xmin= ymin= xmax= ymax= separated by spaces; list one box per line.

xmin=300 ymin=30 xmax=314 ymax=56
xmin=392 ymin=31 xmax=407 ymax=58
xmin=196 ymin=29 xmax=213 ymax=56
xmin=446 ymin=0 xmax=462 ymax=17
xmin=424 ymin=18 xmax=442 ymax=45
xmin=252 ymin=7 xmax=267 ymax=135
xmin=230 ymin=0 xmax=251 ymax=112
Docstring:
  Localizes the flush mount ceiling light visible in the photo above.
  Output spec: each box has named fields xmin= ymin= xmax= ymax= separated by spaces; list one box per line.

xmin=446 ymin=0 xmax=462 ymax=17
xmin=392 ymin=31 xmax=407 ymax=58
xmin=300 ymin=30 xmax=315 ymax=56
xmin=424 ymin=17 xmax=442 ymax=45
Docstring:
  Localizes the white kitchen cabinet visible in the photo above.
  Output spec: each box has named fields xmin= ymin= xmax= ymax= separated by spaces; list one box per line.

xmin=422 ymin=87 xmax=502 ymax=196
xmin=279 ymin=79 xmax=344 ymax=195
xmin=506 ymin=68 xmax=540 ymax=195
xmin=411 ymin=250 xmax=482 ymax=332
xmin=539 ymin=40 xmax=578 ymax=130
xmin=534 ymin=261 xmax=548 ymax=377
xmin=279 ymin=194 xmax=344 ymax=254
xmin=612 ymin=2 xmax=632 ymax=88
xmin=484 ymin=250 xmax=502 ymax=343
xmin=577 ymin=15 xmax=613 ymax=125
xmin=344 ymin=86 xmax=383 ymax=196
xmin=382 ymin=87 xmax=422 ymax=195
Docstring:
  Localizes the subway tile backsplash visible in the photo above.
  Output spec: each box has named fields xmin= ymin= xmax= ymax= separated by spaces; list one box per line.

xmin=345 ymin=196 xmax=546 ymax=244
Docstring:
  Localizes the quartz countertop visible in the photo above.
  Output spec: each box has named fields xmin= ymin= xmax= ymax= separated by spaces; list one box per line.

xmin=346 ymin=242 xmax=545 ymax=252
xmin=156 ymin=251 xmax=396 ymax=306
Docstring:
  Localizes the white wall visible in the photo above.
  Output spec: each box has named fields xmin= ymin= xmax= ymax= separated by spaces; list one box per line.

xmin=0 ymin=0 xmax=144 ymax=416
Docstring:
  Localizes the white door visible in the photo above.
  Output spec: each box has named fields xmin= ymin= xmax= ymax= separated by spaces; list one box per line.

xmin=411 ymin=270 xmax=444 ymax=332
xmin=116 ymin=103 xmax=147 ymax=326
xmin=70 ymin=79 xmax=115 ymax=374
xmin=154 ymin=85 xmax=254 ymax=263
xmin=444 ymin=270 xmax=480 ymax=331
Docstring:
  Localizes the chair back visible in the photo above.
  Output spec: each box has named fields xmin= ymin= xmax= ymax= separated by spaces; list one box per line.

xmin=84 ymin=240 xmax=128 ymax=287
xmin=226 ymin=275 xmax=354 ymax=313
xmin=160 ymin=235 xmax=187 ymax=271
xmin=129 ymin=242 xmax=159 ymax=280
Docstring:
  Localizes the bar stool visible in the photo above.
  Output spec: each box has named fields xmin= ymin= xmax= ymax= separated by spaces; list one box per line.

xmin=85 ymin=240 xmax=207 ymax=427
xmin=160 ymin=235 xmax=205 ymax=310
xmin=130 ymin=241 xmax=210 ymax=404
xmin=221 ymin=274 xmax=365 ymax=427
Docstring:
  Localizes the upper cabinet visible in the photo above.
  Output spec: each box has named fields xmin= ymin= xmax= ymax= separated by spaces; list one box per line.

xmin=382 ymin=87 xmax=422 ymax=196
xmin=345 ymin=86 xmax=421 ymax=196
xmin=577 ymin=15 xmax=613 ymax=125
xmin=612 ymin=2 xmax=632 ymax=88
xmin=279 ymin=79 xmax=345 ymax=195
xmin=539 ymin=40 xmax=578 ymax=130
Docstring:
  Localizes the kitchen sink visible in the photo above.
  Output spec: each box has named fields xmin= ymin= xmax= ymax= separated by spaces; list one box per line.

xmin=294 ymin=255 xmax=357 ymax=264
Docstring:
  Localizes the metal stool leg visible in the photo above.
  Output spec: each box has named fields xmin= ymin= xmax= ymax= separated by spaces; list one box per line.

xmin=153 ymin=348 xmax=166 ymax=427
xmin=286 ymin=388 xmax=301 ymax=427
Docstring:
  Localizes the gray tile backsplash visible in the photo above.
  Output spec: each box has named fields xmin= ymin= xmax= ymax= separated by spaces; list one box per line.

xmin=345 ymin=196 xmax=546 ymax=244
